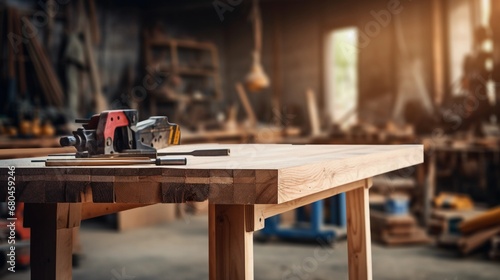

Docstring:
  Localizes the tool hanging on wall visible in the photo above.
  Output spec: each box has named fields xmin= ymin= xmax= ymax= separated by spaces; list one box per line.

xmin=13 ymin=9 xmax=26 ymax=98
xmin=245 ymin=0 xmax=270 ymax=93
xmin=6 ymin=8 xmax=17 ymax=117
xmin=21 ymin=17 xmax=65 ymax=108
xmin=77 ymin=0 xmax=108 ymax=113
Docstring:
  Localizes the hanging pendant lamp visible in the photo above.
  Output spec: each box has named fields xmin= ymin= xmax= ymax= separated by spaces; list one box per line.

xmin=245 ymin=0 xmax=270 ymax=92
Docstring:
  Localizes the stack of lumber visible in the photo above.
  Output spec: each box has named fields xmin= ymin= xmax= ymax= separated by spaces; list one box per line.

xmin=457 ymin=206 xmax=500 ymax=255
xmin=370 ymin=210 xmax=430 ymax=246
xmin=430 ymin=209 xmax=484 ymax=246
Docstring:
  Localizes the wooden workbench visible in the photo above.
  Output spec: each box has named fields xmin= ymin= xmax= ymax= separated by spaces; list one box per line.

xmin=0 ymin=144 xmax=423 ymax=280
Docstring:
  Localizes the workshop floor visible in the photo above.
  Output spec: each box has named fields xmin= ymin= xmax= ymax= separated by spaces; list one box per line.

xmin=4 ymin=215 xmax=500 ymax=280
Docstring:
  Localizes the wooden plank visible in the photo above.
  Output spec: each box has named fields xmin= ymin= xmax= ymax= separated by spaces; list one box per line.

xmin=209 ymin=169 xmax=234 ymax=204
xmin=306 ymin=89 xmax=321 ymax=136
xmin=382 ymin=225 xmax=415 ymax=237
xmin=148 ymin=38 xmax=215 ymax=50
xmin=233 ymin=169 xmax=256 ymax=204
xmin=370 ymin=211 xmax=419 ymax=238
xmin=0 ymin=144 xmax=423 ymax=205
xmin=430 ymin=208 xmax=485 ymax=236
xmin=65 ymin=169 xmax=91 ymax=202
xmin=90 ymin=182 xmax=114 ymax=202
xmin=248 ymin=179 xmax=365 ymax=231
xmin=7 ymin=8 xmax=14 ymax=79
xmin=81 ymin=203 xmax=150 ymax=220
xmin=0 ymin=147 xmax=76 ymax=159
xmin=492 ymin=1 xmax=500 ymax=115
xmin=424 ymin=153 xmax=436 ymax=226
xmin=211 ymin=46 xmax=223 ymax=99
xmin=171 ymin=40 xmax=179 ymax=68
xmin=373 ymin=228 xmax=431 ymax=246
xmin=276 ymin=146 xmax=421 ymax=203
xmin=82 ymin=12 xmax=107 ymax=112
xmin=21 ymin=18 xmax=64 ymax=107
xmin=0 ymin=144 xmax=423 ymax=170
xmin=370 ymin=210 xmax=416 ymax=227
xmin=22 ymin=21 xmax=54 ymax=105
xmin=0 ymin=136 xmax=61 ymax=149
xmin=254 ymin=169 xmax=278 ymax=204
xmin=117 ymin=204 xmax=177 ymax=231
xmin=0 ymin=9 xmax=3 ymax=72
xmin=459 ymin=226 xmax=500 ymax=255
xmin=432 ymin=0 xmax=445 ymax=105
xmin=271 ymin=10 xmax=283 ymax=123
xmin=44 ymin=0 xmax=54 ymax=50
xmin=161 ymin=169 xmax=187 ymax=203
xmin=114 ymin=182 xmax=162 ymax=203
xmin=346 ymin=184 xmax=372 ymax=280
xmin=185 ymin=169 xmax=211 ymax=201
xmin=26 ymin=18 xmax=64 ymax=104
xmin=209 ymin=204 xmax=253 ymax=280
xmin=13 ymin=9 xmax=26 ymax=95
xmin=236 ymin=83 xmax=257 ymax=127
xmin=87 ymin=0 xmax=100 ymax=45
xmin=460 ymin=207 xmax=500 ymax=234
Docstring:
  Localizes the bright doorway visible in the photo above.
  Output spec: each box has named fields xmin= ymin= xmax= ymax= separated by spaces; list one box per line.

xmin=324 ymin=27 xmax=359 ymax=128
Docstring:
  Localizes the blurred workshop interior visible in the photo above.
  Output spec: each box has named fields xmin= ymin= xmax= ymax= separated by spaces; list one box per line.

xmin=1 ymin=0 xmax=500 ymax=279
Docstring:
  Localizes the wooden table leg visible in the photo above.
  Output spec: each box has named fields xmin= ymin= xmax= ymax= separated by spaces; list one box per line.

xmin=209 ymin=204 xmax=254 ymax=280
xmin=346 ymin=184 xmax=372 ymax=280
xmin=24 ymin=203 xmax=81 ymax=280
xmin=424 ymin=153 xmax=436 ymax=226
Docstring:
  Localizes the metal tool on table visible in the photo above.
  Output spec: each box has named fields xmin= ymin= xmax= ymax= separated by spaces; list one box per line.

xmin=34 ymin=109 xmax=229 ymax=166
xmin=48 ymin=148 xmax=230 ymax=158
xmin=60 ymin=109 xmax=181 ymax=158
xmin=32 ymin=157 xmax=188 ymax=166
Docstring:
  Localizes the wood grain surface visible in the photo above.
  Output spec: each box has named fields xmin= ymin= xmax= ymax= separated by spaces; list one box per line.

xmin=0 ymin=144 xmax=423 ymax=204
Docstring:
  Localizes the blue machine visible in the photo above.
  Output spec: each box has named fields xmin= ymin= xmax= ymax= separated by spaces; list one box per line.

xmin=385 ymin=196 xmax=410 ymax=215
xmin=259 ymin=193 xmax=346 ymax=243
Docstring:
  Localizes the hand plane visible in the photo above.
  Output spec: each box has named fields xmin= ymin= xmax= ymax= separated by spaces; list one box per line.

xmin=46 ymin=109 xmax=229 ymax=166
xmin=60 ymin=109 xmax=181 ymax=158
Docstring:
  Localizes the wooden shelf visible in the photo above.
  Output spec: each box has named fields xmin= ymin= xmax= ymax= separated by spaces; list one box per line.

xmin=177 ymin=67 xmax=217 ymax=76
xmin=144 ymin=35 xmax=223 ymax=115
xmin=149 ymin=90 xmax=211 ymax=103
xmin=148 ymin=38 xmax=215 ymax=51
xmin=157 ymin=66 xmax=217 ymax=77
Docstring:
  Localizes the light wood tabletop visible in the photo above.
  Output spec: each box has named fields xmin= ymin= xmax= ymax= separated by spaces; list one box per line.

xmin=0 ymin=144 xmax=423 ymax=280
